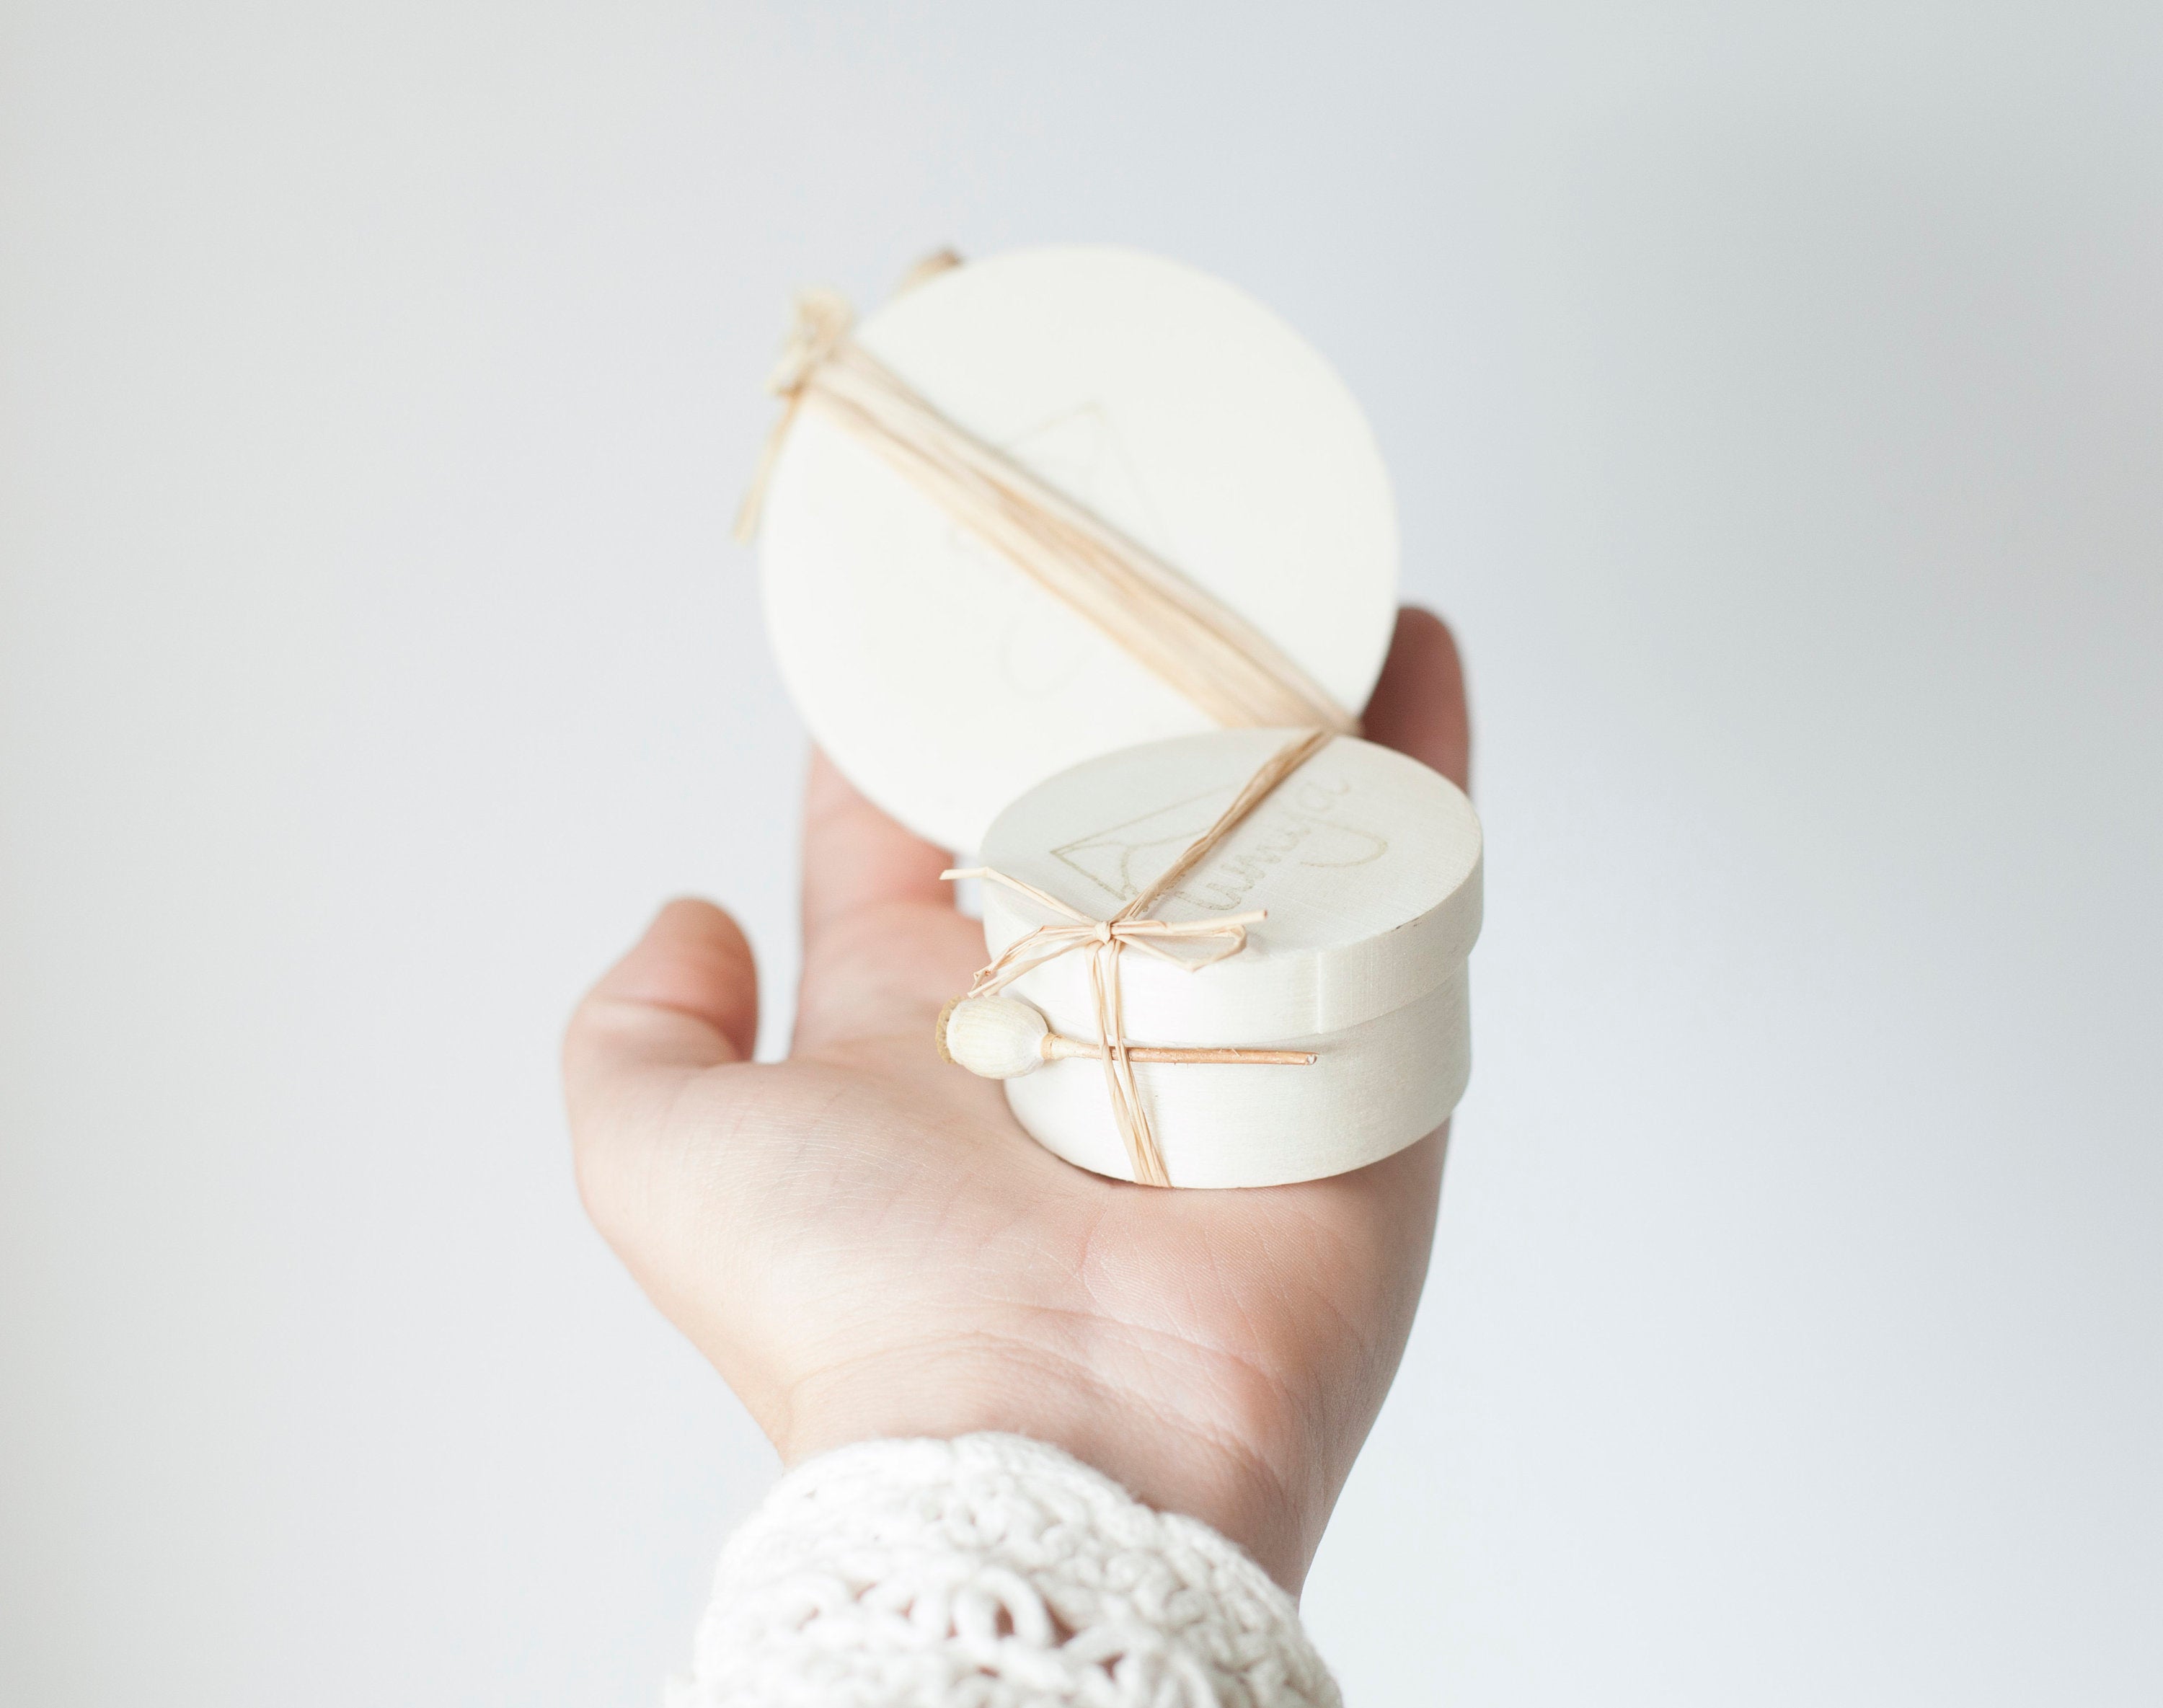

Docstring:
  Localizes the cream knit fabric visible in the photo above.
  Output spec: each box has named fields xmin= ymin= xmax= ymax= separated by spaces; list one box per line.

xmin=667 ymin=1434 xmax=1339 ymax=1707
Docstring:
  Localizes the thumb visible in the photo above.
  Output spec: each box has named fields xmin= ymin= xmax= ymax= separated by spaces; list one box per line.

xmin=563 ymin=898 xmax=759 ymax=1141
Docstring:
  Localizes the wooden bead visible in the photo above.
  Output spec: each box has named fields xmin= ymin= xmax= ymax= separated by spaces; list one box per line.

xmin=936 ymin=995 xmax=1052 ymax=1079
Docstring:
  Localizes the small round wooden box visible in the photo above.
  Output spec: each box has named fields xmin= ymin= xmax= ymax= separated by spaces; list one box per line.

xmin=966 ymin=727 xmax=1482 ymax=1187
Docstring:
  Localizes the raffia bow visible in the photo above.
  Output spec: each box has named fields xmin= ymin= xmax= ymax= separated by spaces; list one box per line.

xmin=942 ymin=727 xmax=1334 ymax=1187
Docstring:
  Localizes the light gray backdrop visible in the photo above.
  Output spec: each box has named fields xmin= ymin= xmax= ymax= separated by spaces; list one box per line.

xmin=4 ymin=4 xmax=2158 ymax=1702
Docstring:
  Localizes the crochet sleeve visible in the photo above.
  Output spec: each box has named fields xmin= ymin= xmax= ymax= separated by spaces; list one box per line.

xmin=665 ymin=1433 xmax=1340 ymax=1707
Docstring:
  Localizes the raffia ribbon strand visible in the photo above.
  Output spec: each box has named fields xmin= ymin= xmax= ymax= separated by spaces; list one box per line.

xmin=737 ymin=289 xmax=1359 ymax=735
xmin=943 ymin=728 xmax=1335 ymax=1187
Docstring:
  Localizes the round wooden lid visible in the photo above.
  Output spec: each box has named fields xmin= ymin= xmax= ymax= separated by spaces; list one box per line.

xmin=758 ymin=244 xmax=1400 ymax=852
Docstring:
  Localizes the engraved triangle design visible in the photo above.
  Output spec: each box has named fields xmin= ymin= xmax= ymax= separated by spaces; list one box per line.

xmin=1050 ymin=785 xmax=1234 ymax=907
xmin=1050 ymin=778 xmax=1394 ymax=917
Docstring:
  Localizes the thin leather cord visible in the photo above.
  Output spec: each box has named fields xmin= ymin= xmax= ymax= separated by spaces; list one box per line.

xmin=944 ymin=729 xmax=1335 ymax=1187
xmin=736 ymin=289 xmax=1360 ymax=735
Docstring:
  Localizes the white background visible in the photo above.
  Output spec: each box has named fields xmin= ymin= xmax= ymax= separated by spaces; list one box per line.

xmin=4 ymin=4 xmax=2159 ymax=1702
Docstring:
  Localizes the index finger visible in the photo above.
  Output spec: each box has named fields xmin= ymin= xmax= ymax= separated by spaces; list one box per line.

xmin=800 ymin=749 xmax=957 ymax=950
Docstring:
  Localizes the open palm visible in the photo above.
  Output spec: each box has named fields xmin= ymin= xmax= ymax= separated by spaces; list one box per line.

xmin=564 ymin=609 xmax=1469 ymax=1591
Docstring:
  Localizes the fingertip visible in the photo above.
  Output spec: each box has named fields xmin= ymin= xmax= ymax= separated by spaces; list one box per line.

xmin=1362 ymin=606 xmax=1471 ymax=792
xmin=564 ymin=897 xmax=761 ymax=1102
xmin=647 ymin=895 xmax=756 ymax=980
xmin=620 ymin=898 xmax=758 ymax=1040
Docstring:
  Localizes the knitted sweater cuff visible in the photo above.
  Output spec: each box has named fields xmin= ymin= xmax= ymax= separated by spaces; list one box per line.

xmin=667 ymin=1433 xmax=1339 ymax=1707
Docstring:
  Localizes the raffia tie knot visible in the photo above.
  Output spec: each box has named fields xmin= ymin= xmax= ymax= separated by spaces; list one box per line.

xmin=763 ymin=288 xmax=854 ymax=399
xmin=951 ymin=878 xmax=1262 ymax=1002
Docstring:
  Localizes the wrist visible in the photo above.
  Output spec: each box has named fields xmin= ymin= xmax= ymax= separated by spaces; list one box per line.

xmin=772 ymin=1346 xmax=1317 ymax=1590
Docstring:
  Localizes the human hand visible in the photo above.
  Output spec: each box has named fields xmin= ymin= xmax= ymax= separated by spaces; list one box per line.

xmin=563 ymin=609 xmax=1470 ymax=1592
